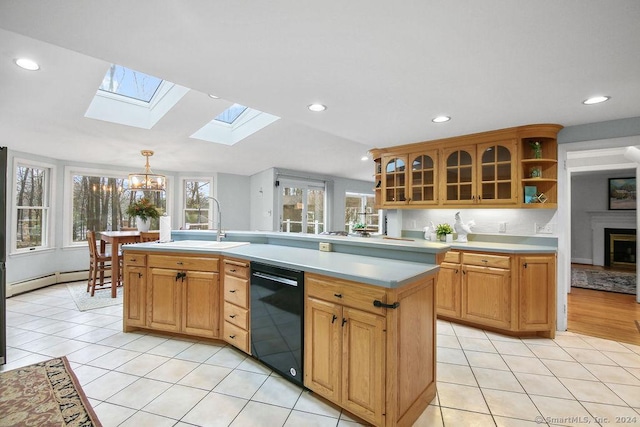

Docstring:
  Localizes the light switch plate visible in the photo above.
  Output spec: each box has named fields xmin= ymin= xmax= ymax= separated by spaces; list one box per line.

xmin=535 ymin=223 xmax=553 ymax=234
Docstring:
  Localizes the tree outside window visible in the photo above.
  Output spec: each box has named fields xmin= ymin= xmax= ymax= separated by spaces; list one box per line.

xmin=184 ymin=180 xmax=211 ymax=229
xmin=15 ymin=165 xmax=49 ymax=250
xmin=71 ymin=173 xmax=166 ymax=242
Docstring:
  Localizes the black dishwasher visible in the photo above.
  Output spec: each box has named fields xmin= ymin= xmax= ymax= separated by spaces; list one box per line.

xmin=250 ymin=262 xmax=304 ymax=386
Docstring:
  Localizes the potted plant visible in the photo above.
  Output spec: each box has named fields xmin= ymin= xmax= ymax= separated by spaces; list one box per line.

xmin=126 ymin=198 xmax=160 ymax=231
xmin=435 ymin=223 xmax=453 ymax=242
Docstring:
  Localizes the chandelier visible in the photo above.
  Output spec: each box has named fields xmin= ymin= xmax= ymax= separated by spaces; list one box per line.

xmin=128 ymin=150 xmax=166 ymax=191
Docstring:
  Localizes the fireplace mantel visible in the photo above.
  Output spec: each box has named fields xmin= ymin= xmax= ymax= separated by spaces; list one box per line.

xmin=588 ymin=210 xmax=637 ymax=265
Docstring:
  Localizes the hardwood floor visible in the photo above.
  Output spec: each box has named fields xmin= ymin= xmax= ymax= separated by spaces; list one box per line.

xmin=568 ymin=264 xmax=640 ymax=345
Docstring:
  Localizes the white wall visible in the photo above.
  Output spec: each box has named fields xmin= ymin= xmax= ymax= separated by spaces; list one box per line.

xmin=217 ymin=173 xmax=251 ymax=231
xmin=401 ymin=208 xmax=557 ymax=237
xmin=250 ymin=168 xmax=277 ymax=231
xmin=571 ymin=169 xmax=636 ymax=264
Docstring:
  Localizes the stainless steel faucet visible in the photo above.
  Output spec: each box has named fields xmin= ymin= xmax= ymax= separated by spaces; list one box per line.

xmin=207 ymin=197 xmax=225 ymax=241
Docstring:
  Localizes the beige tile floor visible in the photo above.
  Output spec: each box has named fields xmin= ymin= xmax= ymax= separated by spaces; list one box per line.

xmin=3 ymin=282 xmax=640 ymax=426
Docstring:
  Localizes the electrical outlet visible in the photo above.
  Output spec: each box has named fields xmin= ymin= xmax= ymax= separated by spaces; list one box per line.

xmin=319 ymin=242 xmax=332 ymax=252
xmin=535 ymin=223 xmax=553 ymax=234
xmin=498 ymin=222 xmax=507 ymax=233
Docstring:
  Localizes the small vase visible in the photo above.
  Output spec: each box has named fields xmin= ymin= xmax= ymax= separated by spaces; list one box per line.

xmin=533 ymin=148 xmax=542 ymax=159
xmin=136 ymin=217 xmax=151 ymax=232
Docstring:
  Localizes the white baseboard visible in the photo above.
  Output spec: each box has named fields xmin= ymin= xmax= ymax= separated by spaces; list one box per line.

xmin=571 ymin=258 xmax=593 ymax=265
xmin=7 ymin=270 xmax=92 ymax=297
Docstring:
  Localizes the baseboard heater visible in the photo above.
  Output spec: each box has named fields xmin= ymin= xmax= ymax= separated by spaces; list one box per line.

xmin=7 ymin=270 xmax=92 ymax=297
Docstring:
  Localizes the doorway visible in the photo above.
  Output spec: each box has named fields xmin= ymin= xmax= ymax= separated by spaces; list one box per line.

xmin=278 ymin=179 xmax=326 ymax=234
xmin=558 ymin=138 xmax=640 ymax=342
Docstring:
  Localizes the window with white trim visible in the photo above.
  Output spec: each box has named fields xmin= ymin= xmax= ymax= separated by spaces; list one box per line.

xmin=345 ymin=192 xmax=379 ymax=233
xmin=14 ymin=162 xmax=53 ymax=251
xmin=183 ymin=179 xmax=211 ymax=230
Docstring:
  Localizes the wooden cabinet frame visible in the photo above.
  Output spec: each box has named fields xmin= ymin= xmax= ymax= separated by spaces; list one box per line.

xmin=370 ymin=124 xmax=562 ymax=209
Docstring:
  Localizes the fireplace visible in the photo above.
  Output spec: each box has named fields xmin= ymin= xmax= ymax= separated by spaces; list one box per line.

xmin=604 ymin=228 xmax=636 ymax=269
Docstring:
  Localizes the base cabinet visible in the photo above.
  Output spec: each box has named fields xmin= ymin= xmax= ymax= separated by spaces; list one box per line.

xmin=305 ymin=272 xmax=437 ymax=427
xmin=436 ymin=250 xmax=556 ymax=338
xmin=124 ymin=251 xmax=220 ymax=339
xmin=222 ymin=258 xmax=251 ymax=353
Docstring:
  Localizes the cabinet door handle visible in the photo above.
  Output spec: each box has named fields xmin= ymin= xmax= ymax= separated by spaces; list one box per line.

xmin=331 ymin=314 xmax=337 ymax=324
xmin=138 ymin=272 xmax=143 ymax=278
xmin=373 ymin=300 xmax=400 ymax=309
xmin=455 ymin=269 xmax=459 ymax=274
xmin=334 ymin=293 xmax=343 ymax=298
xmin=523 ymin=263 xmax=528 ymax=268
xmin=341 ymin=318 xmax=347 ymax=327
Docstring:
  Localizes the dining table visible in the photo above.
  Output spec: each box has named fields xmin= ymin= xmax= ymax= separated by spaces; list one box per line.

xmin=99 ymin=230 xmax=142 ymax=298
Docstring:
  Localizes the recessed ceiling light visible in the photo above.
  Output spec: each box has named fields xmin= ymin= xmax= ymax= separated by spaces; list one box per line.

xmin=14 ymin=57 xmax=40 ymax=71
xmin=583 ymin=96 xmax=610 ymax=105
xmin=308 ymin=103 xmax=327 ymax=112
xmin=432 ymin=115 xmax=451 ymax=123
xmin=361 ymin=156 xmax=369 ymax=161
xmin=208 ymin=94 xmax=219 ymax=99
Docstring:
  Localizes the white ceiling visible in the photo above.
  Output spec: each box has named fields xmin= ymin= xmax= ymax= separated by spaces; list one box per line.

xmin=0 ymin=1 xmax=639 ymax=182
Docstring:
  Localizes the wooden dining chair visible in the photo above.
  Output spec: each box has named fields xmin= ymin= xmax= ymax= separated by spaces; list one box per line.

xmin=86 ymin=230 xmax=121 ymax=296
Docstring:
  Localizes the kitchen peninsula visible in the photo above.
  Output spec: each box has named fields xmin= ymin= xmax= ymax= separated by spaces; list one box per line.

xmin=122 ymin=232 xmax=446 ymax=427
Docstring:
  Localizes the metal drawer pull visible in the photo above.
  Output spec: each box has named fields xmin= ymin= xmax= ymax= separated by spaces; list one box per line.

xmin=373 ymin=300 xmax=400 ymax=309
xmin=334 ymin=293 xmax=343 ymax=298
xmin=229 ymin=335 xmax=236 ymax=339
xmin=229 ymin=289 xmax=236 ymax=293
xmin=229 ymin=314 xmax=237 ymax=318
xmin=177 ymin=261 xmax=183 ymax=265
xmin=230 ymin=269 xmax=237 ymax=272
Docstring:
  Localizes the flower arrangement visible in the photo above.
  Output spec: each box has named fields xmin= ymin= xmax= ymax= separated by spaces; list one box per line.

xmin=126 ymin=198 xmax=160 ymax=221
xmin=435 ymin=223 xmax=453 ymax=237
xmin=530 ymin=141 xmax=542 ymax=159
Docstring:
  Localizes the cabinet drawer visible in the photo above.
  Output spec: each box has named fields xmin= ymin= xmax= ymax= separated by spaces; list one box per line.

xmin=224 ymin=301 xmax=249 ymax=329
xmin=306 ymin=274 xmax=387 ymax=315
xmin=224 ymin=276 xmax=249 ymax=308
xmin=463 ymin=252 xmax=511 ymax=269
xmin=123 ymin=253 xmax=146 ymax=266
xmin=224 ymin=321 xmax=250 ymax=353
xmin=148 ymin=254 xmax=219 ymax=272
xmin=443 ymin=251 xmax=460 ymax=263
xmin=224 ymin=260 xmax=249 ymax=279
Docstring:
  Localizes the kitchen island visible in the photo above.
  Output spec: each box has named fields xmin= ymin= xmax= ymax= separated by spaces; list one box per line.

xmin=122 ymin=238 xmax=443 ymax=427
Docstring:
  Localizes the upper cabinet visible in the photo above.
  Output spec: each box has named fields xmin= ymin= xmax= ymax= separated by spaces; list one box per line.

xmin=371 ymin=124 xmax=562 ymax=209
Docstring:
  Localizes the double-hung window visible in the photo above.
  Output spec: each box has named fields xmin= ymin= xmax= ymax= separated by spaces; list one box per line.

xmin=14 ymin=161 xmax=53 ymax=252
xmin=183 ymin=179 xmax=211 ymax=230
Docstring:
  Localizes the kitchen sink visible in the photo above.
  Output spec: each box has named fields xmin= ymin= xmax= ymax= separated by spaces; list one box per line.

xmin=155 ymin=240 xmax=250 ymax=250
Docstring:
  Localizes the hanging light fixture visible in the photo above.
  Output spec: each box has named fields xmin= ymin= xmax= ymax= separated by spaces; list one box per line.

xmin=128 ymin=150 xmax=166 ymax=191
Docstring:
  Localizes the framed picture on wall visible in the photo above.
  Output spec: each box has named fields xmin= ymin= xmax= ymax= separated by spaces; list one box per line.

xmin=608 ymin=177 xmax=636 ymax=210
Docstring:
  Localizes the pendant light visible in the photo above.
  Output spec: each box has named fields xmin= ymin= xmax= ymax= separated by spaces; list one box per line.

xmin=128 ymin=150 xmax=166 ymax=191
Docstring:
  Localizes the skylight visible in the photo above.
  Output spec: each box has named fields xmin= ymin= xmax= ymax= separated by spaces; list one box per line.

xmin=214 ymin=104 xmax=248 ymax=124
xmin=98 ymin=64 xmax=163 ymax=103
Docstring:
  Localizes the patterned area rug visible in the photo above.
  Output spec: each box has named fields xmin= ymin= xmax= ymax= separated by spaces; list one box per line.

xmin=0 ymin=357 xmax=102 ymax=426
xmin=571 ymin=267 xmax=637 ymax=295
xmin=66 ymin=280 xmax=122 ymax=311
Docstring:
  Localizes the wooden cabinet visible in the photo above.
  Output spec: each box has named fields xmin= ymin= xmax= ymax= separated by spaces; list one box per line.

xmin=305 ymin=272 xmax=437 ymax=427
xmin=222 ymin=258 xmax=250 ymax=353
xmin=123 ymin=253 xmax=147 ymax=330
xmin=517 ymin=254 xmax=556 ymax=332
xmin=370 ymin=124 xmax=562 ymax=209
xmin=379 ymin=150 xmax=439 ymax=207
xmin=144 ymin=253 xmax=220 ymax=339
xmin=461 ymin=253 xmax=512 ymax=329
xmin=436 ymin=251 xmax=461 ymax=317
xmin=436 ymin=250 xmax=556 ymax=338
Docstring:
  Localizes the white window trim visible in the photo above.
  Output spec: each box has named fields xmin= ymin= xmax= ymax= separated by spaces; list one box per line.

xmin=11 ymin=157 xmax=56 ymax=255
xmin=63 ymin=166 xmax=172 ymax=247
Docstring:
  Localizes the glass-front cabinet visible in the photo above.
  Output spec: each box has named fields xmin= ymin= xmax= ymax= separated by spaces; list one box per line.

xmin=441 ymin=145 xmax=476 ymax=205
xmin=409 ymin=151 xmax=438 ymax=205
xmin=371 ymin=124 xmax=562 ymax=209
xmin=383 ymin=156 xmax=407 ymax=205
xmin=477 ymin=140 xmax=517 ymax=205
